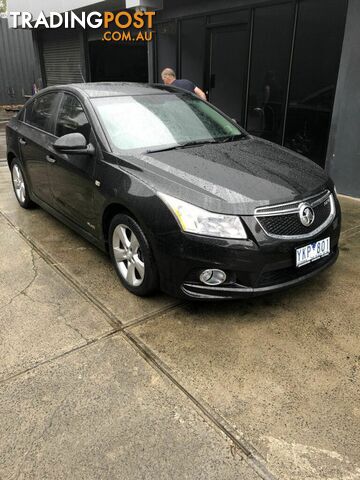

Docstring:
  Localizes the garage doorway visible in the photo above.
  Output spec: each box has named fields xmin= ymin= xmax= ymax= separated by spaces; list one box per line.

xmin=89 ymin=41 xmax=148 ymax=83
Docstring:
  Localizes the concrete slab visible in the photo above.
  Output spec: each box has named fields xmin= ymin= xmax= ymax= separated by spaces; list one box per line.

xmin=0 ymin=335 xmax=260 ymax=480
xmin=130 ymin=208 xmax=360 ymax=480
xmin=0 ymin=137 xmax=6 ymax=159
xmin=0 ymin=168 xmax=179 ymax=326
xmin=0 ymin=215 xmax=113 ymax=381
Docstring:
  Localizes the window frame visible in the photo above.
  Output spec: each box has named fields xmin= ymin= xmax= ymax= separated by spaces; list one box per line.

xmin=23 ymin=92 xmax=62 ymax=136
xmin=17 ymin=108 xmax=25 ymax=123
xmin=53 ymin=91 xmax=92 ymax=142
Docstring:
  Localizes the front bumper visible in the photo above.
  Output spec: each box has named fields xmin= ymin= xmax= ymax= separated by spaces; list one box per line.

xmin=181 ymin=249 xmax=339 ymax=299
xmin=152 ymin=208 xmax=341 ymax=300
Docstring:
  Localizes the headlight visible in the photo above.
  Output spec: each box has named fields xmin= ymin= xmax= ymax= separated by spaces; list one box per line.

xmin=158 ymin=193 xmax=247 ymax=239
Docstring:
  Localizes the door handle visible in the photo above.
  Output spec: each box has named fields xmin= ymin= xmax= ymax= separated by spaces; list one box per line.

xmin=46 ymin=155 xmax=56 ymax=164
xmin=19 ymin=138 xmax=27 ymax=146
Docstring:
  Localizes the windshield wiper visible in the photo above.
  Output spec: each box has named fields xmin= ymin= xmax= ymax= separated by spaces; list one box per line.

xmin=177 ymin=139 xmax=217 ymax=148
xmin=217 ymin=134 xmax=247 ymax=143
xmin=145 ymin=139 xmax=216 ymax=154
xmin=145 ymin=135 xmax=246 ymax=154
xmin=145 ymin=145 xmax=180 ymax=154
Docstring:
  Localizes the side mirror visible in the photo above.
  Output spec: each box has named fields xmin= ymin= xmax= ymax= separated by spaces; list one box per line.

xmin=53 ymin=133 xmax=95 ymax=155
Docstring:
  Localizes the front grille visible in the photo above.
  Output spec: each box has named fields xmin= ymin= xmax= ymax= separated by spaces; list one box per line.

xmin=258 ymin=200 xmax=331 ymax=236
xmin=255 ymin=191 xmax=335 ymax=239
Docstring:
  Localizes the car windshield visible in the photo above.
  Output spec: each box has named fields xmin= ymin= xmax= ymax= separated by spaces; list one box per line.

xmin=92 ymin=93 xmax=246 ymax=153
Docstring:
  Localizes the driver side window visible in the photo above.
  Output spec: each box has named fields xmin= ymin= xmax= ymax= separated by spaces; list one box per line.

xmin=26 ymin=93 xmax=59 ymax=133
xmin=56 ymin=94 xmax=91 ymax=143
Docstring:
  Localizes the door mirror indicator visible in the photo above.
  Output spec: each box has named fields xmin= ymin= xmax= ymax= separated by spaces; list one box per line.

xmin=53 ymin=133 xmax=94 ymax=155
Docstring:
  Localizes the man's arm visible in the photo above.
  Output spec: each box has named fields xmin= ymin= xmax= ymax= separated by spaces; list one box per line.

xmin=194 ymin=87 xmax=207 ymax=101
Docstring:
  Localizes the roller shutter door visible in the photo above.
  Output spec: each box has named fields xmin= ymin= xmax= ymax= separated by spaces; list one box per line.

xmin=40 ymin=29 xmax=85 ymax=86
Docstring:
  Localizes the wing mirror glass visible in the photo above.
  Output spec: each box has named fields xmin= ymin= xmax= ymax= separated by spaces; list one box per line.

xmin=53 ymin=133 xmax=95 ymax=155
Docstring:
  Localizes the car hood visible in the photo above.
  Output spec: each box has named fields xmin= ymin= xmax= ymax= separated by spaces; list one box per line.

xmin=119 ymin=136 xmax=331 ymax=215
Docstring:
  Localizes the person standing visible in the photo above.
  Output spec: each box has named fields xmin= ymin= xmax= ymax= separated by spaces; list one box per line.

xmin=161 ymin=68 xmax=207 ymax=101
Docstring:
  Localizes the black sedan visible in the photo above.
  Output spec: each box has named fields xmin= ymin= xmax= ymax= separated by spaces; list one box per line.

xmin=6 ymin=83 xmax=341 ymax=300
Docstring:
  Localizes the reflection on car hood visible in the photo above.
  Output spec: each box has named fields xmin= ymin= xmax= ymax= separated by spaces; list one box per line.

xmin=122 ymin=136 xmax=330 ymax=215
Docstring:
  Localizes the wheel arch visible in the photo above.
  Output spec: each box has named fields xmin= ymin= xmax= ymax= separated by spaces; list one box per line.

xmin=102 ymin=203 xmax=142 ymax=252
xmin=7 ymin=151 xmax=16 ymax=169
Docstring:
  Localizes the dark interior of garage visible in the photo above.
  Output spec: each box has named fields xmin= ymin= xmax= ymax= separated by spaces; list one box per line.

xmin=89 ymin=41 xmax=148 ymax=83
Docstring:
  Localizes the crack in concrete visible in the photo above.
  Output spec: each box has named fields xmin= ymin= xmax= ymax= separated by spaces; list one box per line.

xmin=0 ymin=249 xmax=39 ymax=311
xmin=0 ymin=249 xmax=89 ymax=344
xmin=11 ymin=392 xmax=72 ymax=480
xmin=24 ymin=291 xmax=90 ymax=344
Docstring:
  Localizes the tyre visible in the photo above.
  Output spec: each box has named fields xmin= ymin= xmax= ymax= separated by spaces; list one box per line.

xmin=11 ymin=159 xmax=34 ymax=209
xmin=109 ymin=214 xmax=159 ymax=296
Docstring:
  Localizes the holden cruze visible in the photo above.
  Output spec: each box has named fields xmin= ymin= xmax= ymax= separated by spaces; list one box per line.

xmin=6 ymin=83 xmax=341 ymax=300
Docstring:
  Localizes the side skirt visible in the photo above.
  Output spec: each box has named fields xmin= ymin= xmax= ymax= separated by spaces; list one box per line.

xmin=30 ymin=192 xmax=107 ymax=254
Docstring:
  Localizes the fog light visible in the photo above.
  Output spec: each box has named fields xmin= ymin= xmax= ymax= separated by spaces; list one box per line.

xmin=200 ymin=269 xmax=227 ymax=286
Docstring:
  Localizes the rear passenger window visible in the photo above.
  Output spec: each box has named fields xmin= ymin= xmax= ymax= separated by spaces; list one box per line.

xmin=26 ymin=93 xmax=58 ymax=133
xmin=56 ymin=94 xmax=91 ymax=143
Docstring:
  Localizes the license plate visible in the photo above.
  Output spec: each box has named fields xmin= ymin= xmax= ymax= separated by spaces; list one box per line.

xmin=296 ymin=238 xmax=331 ymax=268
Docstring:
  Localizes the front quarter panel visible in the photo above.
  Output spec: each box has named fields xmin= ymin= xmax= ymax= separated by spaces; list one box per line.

xmin=94 ymin=152 xmax=180 ymax=243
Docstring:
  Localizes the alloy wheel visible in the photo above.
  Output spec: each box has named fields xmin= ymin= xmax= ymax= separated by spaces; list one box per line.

xmin=12 ymin=164 xmax=26 ymax=204
xmin=112 ymin=224 xmax=145 ymax=287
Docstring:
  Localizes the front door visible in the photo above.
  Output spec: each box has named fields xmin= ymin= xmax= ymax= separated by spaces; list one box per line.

xmin=207 ymin=24 xmax=249 ymax=124
xmin=48 ymin=93 xmax=96 ymax=231
xmin=19 ymin=92 xmax=61 ymax=206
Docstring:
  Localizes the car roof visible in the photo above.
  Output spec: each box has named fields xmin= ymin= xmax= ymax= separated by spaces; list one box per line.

xmin=40 ymin=82 xmax=183 ymax=99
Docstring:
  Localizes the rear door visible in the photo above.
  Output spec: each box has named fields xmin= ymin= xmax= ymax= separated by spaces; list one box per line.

xmin=18 ymin=92 xmax=61 ymax=205
xmin=48 ymin=92 xmax=96 ymax=230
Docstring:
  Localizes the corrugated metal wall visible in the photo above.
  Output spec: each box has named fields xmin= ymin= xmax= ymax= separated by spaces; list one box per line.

xmin=0 ymin=17 xmax=38 ymax=105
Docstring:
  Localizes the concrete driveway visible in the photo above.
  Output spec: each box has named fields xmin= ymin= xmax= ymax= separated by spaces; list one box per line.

xmin=0 ymin=117 xmax=359 ymax=480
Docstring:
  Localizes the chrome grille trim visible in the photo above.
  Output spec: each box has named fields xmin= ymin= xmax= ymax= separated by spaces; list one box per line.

xmin=255 ymin=191 xmax=336 ymax=240
xmin=254 ymin=190 xmax=331 ymax=217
